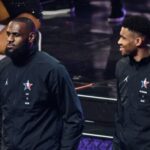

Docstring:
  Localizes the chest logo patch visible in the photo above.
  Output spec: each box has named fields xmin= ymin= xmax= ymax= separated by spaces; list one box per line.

xmin=141 ymin=78 xmax=149 ymax=89
xmin=23 ymin=80 xmax=33 ymax=91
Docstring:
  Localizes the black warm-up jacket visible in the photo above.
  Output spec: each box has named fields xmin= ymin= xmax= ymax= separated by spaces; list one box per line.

xmin=0 ymin=51 xmax=84 ymax=150
xmin=113 ymin=56 xmax=150 ymax=150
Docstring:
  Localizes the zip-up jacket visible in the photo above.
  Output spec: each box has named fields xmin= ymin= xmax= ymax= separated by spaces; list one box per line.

xmin=113 ymin=56 xmax=150 ymax=150
xmin=0 ymin=51 xmax=84 ymax=150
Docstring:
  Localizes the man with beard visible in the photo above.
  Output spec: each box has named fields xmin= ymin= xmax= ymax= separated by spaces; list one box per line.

xmin=0 ymin=17 xmax=84 ymax=150
xmin=113 ymin=15 xmax=150 ymax=150
xmin=0 ymin=0 xmax=42 ymax=55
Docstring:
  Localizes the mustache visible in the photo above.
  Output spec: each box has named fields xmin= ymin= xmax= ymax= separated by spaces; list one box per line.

xmin=6 ymin=42 xmax=16 ymax=48
xmin=7 ymin=42 xmax=15 ymax=46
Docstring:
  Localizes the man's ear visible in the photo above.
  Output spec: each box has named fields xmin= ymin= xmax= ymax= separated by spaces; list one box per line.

xmin=28 ymin=32 xmax=36 ymax=43
xmin=135 ymin=36 xmax=145 ymax=47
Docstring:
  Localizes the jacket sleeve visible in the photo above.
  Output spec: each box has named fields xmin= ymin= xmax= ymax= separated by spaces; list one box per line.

xmin=0 ymin=98 xmax=1 ymax=150
xmin=0 ymin=57 xmax=11 ymax=150
xmin=48 ymin=64 xmax=84 ymax=150
xmin=113 ymin=58 xmax=128 ymax=150
xmin=0 ymin=58 xmax=9 ymax=150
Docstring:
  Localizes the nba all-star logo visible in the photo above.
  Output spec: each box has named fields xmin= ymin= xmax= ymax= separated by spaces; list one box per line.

xmin=141 ymin=78 xmax=149 ymax=89
xmin=23 ymin=80 xmax=33 ymax=91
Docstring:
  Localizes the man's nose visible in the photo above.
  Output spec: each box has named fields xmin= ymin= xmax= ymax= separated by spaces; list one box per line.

xmin=7 ymin=34 xmax=14 ymax=42
xmin=118 ymin=38 xmax=121 ymax=45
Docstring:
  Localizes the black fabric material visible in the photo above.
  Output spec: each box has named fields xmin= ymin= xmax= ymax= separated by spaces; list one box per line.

xmin=0 ymin=51 xmax=84 ymax=150
xmin=2 ymin=0 xmax=42 ymax=19
xmin=113 ymin=56 xmax=150 ymax=150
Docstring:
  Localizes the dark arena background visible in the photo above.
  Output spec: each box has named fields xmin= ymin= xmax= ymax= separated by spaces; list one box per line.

xmin=2 ymin=0 xmax=150 ymax=149
xmin=39 ymin=0 xmax=150 ymax=149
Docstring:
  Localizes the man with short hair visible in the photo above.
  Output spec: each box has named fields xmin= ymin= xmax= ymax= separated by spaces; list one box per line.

xmin=113 ymin=15 xmax=150 ymax=150
xmin=0 ymin=0 xmax=42 ymax=54
xmin=0 ymin=17 xmax=84 ymax=150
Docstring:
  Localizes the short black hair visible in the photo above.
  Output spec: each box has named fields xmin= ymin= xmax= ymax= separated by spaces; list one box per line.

xmin=122 ymin=15 xmax=150 ymax=40
xmin=12 ymin=17 xmax=36 ymax=32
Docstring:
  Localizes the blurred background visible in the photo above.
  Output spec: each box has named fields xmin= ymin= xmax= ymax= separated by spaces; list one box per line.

xmin=1 ymin=0 xmax=150 ymax=149
xmin=40 ymin=0 xmax=150 ymax=149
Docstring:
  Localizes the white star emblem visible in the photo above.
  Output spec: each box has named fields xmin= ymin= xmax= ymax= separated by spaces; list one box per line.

xmin=23 ymin=80 xmax=33 ymax=91
xmin=141 ymin=78 xmax=149 ymax=89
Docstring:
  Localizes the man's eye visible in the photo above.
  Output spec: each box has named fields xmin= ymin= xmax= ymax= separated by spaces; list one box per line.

xmin=7 ymin=32 xmax=10 ymax=36
xmin=14 ymin=33 xmax=20 ymax=36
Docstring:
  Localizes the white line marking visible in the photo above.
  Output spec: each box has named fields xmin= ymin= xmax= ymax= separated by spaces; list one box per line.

xmin=78 ymin=94 xmax=117 ymax=101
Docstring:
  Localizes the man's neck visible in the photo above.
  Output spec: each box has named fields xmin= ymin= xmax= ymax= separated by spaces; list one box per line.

xmin=133 ymin=48 xmax=150 ymax=62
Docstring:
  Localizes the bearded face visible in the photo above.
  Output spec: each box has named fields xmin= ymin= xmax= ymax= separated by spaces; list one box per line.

xmin=5 ymin=21 xmax=36 ymax=61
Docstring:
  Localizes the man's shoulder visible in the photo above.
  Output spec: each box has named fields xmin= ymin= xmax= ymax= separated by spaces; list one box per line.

xmin=0 ymin=56 xmax=11 ymax=71
xmin=34 ymin=51 xmax=65 ymax=70
xmin=35 ymin=51 xmax=60 ymax=64
xmin=115 ymin=57 xmax=130 ymax=78
xmin=118 ymin=57 xmax=129 ymax=62
xmin=35 ymin=51 xmax=68 ymax=76
xmin=117 ymin=57 xmax=130 ymax=67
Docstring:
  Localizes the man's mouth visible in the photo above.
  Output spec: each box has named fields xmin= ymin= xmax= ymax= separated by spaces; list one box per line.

xmin=7 ymin=44 xmax=15 ymax=49
xmin=119 ymin=46 xmax=124 ymax=51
